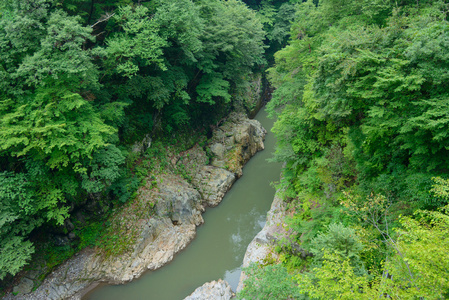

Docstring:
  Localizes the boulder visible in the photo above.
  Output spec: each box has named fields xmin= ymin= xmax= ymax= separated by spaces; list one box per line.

xmin=12 ymin=278 xmax=34 ymax=296
xmin=131 ymin=134 xmax=152 ymax=154
xmin=210 ymin=143 xmax=226 ymax=160
xmin=184 ymin=279 xmax=234 ymax=300
xmin=155 ymin=175 xmax=204 ymax=225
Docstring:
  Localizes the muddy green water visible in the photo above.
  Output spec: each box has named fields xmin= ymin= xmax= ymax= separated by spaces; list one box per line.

xmin=85 ymin=108 xmax=282 ymax=300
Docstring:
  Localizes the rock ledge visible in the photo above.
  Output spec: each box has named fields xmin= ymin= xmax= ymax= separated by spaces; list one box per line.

xmin=4 ymin=113 xmax=265 ymax=300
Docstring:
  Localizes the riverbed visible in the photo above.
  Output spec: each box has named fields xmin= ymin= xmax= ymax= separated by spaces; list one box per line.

xmin=84 ymin=108 xmax=282 ymax=300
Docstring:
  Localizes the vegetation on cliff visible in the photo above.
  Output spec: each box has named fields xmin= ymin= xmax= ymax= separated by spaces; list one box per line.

xmin=239 ymin=0 xmax=449 ymax=299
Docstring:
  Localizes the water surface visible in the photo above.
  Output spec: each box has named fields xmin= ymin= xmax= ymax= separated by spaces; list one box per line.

xmin=85 ymin=108 xmax=282 ymax=300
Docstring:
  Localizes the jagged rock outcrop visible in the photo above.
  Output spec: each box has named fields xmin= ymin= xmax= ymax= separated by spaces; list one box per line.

xmin=192 ymin=166 xmax=236 ymax=207
xmin=154 ymin=175 xmax=204 ymax=225
xmin=12 ymin=278 xmax=34 ymax=296
xmin=209 ymin=113 xmax=266 ymax=178
xmin=184 ymin=279 xmax=234 ymax=300
xmin=233 ymin=73 xmax=265 ymax=118
xmin=4 ymin=113 xmax=266 ymax=300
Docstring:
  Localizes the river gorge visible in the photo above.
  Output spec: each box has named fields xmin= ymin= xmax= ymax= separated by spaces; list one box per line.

xmin=84 ymin=108 xmax=282 ymax=299
xmin=3 ymin=107 xmax=283 ymax=300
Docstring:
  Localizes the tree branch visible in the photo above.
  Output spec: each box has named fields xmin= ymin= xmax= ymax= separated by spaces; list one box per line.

xmin=90 ymin=12 xmax=115 ymax=29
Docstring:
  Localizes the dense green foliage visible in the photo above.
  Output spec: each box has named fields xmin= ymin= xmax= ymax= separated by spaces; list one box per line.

xmin=2 ymin=0 xmax=448 ymax=295
xmin=268 ymin=0 xmax=449 ymax=207
xmin=239 ymin=0 xmax=449 ymax=299
xmin=238 ymin=263 xmax=307 ymax=300
xmin=0 ymin=0 xmax=268 ymax=280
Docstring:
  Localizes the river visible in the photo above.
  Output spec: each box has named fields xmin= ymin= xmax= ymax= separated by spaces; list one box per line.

xmin=84 ymin=108 xmax=282 ymax=300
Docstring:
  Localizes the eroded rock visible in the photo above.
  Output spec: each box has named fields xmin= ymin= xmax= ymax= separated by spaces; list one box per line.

xmin=131 ymin=134 xmax=152 ymax=155
xmin=192 ymin=166 xmax=236 ymax=207
xmin=12 ymin=278 xmax=34 ymax=296
xmin=4 ymin=113 xmax=265 ymax=300
xmin=210 ymin=113 xmax=266 ymax=178
xmin=155 ymin=175 xmax=204 ymax=225
xmin=184 ymin=279 xmax=234 ymax=300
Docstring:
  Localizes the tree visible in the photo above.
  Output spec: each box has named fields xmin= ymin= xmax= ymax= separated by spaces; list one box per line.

xmin=238 ymin=263 xmax=306 ymax=300
xmin=295 ymin=208 xmax=449 ymax=300
xmin=267 ymin=0 xmax=449 ymax=206
xmin=296 ymin=252 xmax=376 ymax=300
xmin=104 ymin=5 xmax=167 ymax=78
xmin=0 ymin=172 xmax=41 ymax=279
xmin=0 ymin=0 xmax=270 ymax=279
xmin=308 ymin=223 xmax=365 ymax=274
xmin=385 ymin=208 xmax=449 ymax=299
xmin=198 ymin=0 xmax=266 ymax=78
xmin=0 ymin=1 xmax=123 ymax=278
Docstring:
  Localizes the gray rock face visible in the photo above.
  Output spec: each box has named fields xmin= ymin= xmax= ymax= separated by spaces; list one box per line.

xmin=184 ymin=279 xmax=234 ymax=300
xmin=210 ymin=113 xmax=266 ymax=178
xmin=210 ymin=143 xmax=226 ymax=160
xmin=4 ymin=112 xmax=266 ymax=300
xmin=193 ymin=166 xmax=236 ymax=207
xmin=233 ymin=73 xmax=264 ymax=118
xmin=155 ymin=175 xmax=204 ymax=225
xmin=131 ymin=134 xmax=152 ymax=154
xmin=8 ymin=249 xmax=95 ymax=300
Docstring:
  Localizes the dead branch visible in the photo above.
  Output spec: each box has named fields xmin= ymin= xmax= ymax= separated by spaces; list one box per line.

xmin=90 ymin=12 xmax=115 ymax=29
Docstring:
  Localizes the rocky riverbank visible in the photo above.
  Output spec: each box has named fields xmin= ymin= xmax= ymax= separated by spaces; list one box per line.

xmin=182 ymin=188 xmax=291 ymax=300
xmin=236 ymin=190 xmax=290 ymax=293
xmin=4 ymin=113 xmax=266 ymax=300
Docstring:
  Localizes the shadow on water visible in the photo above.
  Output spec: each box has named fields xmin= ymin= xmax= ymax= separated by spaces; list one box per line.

xmin=84 ymin=108 xmax=282 ymax=300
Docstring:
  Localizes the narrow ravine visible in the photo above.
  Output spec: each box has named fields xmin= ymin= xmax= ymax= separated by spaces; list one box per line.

xmin=84 ymin=108 xmax=282 ymax=300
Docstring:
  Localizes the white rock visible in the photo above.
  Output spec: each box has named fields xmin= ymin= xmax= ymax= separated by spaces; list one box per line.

xmin=184 ymin=279 xmax=234 ymax=300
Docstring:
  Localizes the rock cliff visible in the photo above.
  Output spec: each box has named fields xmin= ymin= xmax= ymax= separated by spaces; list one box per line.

xmin=4 ymin=113 xmax=265 ymax=300
xmin=209 ymin=112 xmax=266 ymax=178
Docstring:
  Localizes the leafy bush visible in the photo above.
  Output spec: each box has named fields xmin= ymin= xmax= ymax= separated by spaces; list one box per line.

xmin=308 ymin=223 xmax=366 ymax=275
xmin=238 ymin=263 xmax=307 ymax=300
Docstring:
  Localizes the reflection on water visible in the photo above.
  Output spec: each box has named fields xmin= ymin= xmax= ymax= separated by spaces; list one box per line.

xmin=224 ymin=267 xmax=241 ymax=289
xmin=85 ymin=108 xmax=282 ymax=300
